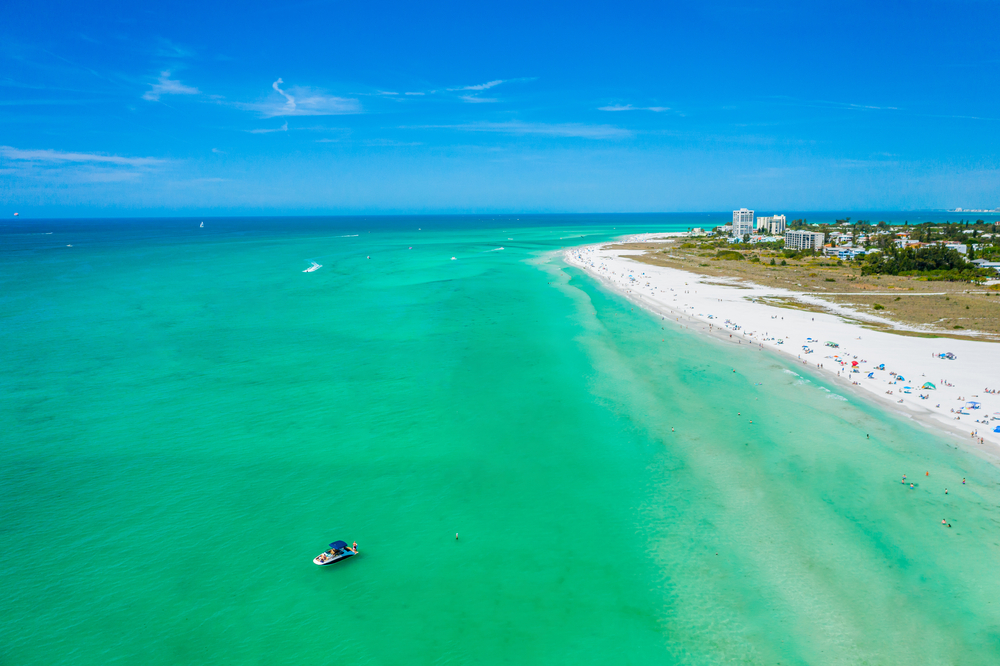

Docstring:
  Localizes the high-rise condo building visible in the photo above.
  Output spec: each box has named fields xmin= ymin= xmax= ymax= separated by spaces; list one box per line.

xmin=756 ymin=214 xmax=787 ymax=235
xmin=732 ymin=209 xmax=755 ymax=237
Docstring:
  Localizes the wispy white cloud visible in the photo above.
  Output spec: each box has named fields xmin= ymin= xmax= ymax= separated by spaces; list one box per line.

xmin=0 ymin=145 xmax=167 ymax=166
xmin=404 ymin=92 xmax=425 ymax=96
xmin=766 ymin=96 xmax=900 ymax=112
xmin=846 ymin=103 xmax=898 ymax=110
xmin=154 ymin=39 xmax=195 ymax=59
xmin=598 ymin=104 xmax=669 ymax=112
xmin=460 ymin=95 xmax=497 ymax=104
xmin=142 ymin=71 xmax=200 ymax=101
xmin=248 ymin=121 xmax=288 ymax=134
xmin=419 ymin=121 xmax=631 ymax=139
xmin=0 ymin=145 xmax=168 ymax=184
xmin=450 ymin=80 xmax=505 ymax=92
xmin=237 ymin=78 xmax=362 ymax=117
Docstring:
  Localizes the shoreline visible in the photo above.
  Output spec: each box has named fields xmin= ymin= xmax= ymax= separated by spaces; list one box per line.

xmin=564 ymin=233 xmax=1000 ymax=457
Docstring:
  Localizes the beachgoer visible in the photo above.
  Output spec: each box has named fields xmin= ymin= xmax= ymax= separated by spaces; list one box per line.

xmin=945 ymin=489 xmax=948 ymax=494
xmin=963 ymin=478 xmax=966 ymax=484
xmin=910 ymin=483 xmax=914 ymax=489
xmin=352 ymin=542 xmax=358 ymax=553
xmin=942 ymin=519 xmax=947 ymax=525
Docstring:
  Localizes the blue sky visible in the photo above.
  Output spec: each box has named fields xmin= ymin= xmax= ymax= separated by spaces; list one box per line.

xmin=2 ymin=0 xmax=999 ymax=216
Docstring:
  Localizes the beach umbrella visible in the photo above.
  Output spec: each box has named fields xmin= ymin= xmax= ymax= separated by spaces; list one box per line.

xmin=922 ymin=382 xmax=936 ymax=390
xmin=852 ymin=361 xmax=859 ymax=366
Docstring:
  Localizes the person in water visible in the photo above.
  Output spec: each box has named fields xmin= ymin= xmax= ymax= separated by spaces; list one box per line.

xmin=352 ymin=542 xmax=358 ymax=553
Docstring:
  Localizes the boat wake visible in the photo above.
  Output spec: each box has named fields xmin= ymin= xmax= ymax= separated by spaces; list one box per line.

xmin=303 ymin=261 xmax=322 ymax=273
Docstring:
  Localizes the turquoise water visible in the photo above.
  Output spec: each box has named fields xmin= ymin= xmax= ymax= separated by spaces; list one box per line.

xmin=4 ymin=215 xmax=1000 ymax=664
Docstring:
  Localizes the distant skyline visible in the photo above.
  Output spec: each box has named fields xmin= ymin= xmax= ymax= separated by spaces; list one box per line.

xmin=2 ymin=0 xmax=999 ymax=217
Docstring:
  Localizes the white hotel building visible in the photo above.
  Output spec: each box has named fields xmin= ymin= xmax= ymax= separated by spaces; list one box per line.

xmin=756 ymin=214 xmax=786 ymax=235
xmin=784 ymin=230 xmax=825 ymax=251
xmin=732 ymin=208 xmax=755 ymax=237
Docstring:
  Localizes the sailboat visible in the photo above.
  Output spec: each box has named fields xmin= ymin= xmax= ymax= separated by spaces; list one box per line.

xmin=200 ymin=221 xmax=204 ymax=228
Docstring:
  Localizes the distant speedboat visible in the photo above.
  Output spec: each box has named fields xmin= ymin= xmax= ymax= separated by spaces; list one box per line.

xmin=314 ymin=541 xmax=357 ymax=566
xmin=303 ymin=262 xmax=322 ymax=273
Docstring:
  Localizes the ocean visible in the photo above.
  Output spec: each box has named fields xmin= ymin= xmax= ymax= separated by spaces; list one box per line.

xmin=3 ymin=214 xmax=1000 ymax=664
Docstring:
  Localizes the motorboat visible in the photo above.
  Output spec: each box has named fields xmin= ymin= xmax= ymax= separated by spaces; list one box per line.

xmin=313 ymin=540 xmax=357 ymax=566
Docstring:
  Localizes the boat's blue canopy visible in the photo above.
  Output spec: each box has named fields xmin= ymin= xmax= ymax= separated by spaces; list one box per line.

xmin=330 ymin=540 xmax=348 ymax=549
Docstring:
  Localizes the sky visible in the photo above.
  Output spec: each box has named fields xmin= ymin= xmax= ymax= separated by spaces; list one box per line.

xmin=1 ymin=0 xmax=999 ymax=217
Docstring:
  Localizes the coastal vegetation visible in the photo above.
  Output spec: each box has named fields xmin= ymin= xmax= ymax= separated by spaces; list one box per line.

xmin=860 ymin=243 xmax=990 ymax=280
xmin=623 ymin=236 xmax=1000 ymax=339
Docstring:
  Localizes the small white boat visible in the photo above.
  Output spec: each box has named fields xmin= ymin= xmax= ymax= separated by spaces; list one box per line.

xmin=200 ymin=221 xmax=204 ymax=228
xmin=303 ymin=262 xmax=322 ymax=273
xmin=314 ymin=540 xmax=358 ymax=566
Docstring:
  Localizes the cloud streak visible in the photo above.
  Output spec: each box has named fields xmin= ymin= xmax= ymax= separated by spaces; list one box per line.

xmin=418 ymin=121 xmax=631 ymax=139
xmin=238 ymin=78 xmax=362 ymax=117
xmin=248 ymin=121 xmax=289 ymax=134
xmin=598 ymin=104 xmax=669 ymax=112
xmin=142 ymin=71 xmax=200 ymax=101
xmin=1 ymin=145 xmax=167 ymax=166
xmin=450 ymin=80 xmax=505 ymax=92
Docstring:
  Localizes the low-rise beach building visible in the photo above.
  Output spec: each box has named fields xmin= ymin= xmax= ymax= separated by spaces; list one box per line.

xmin=823 ymin=245 xmax=867 ymax=260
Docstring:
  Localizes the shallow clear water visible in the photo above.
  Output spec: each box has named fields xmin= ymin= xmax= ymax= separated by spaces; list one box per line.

xmin=3 ymin=215 xmax=1000 ymax=664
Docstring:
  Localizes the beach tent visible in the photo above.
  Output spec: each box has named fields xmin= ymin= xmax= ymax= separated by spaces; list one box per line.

xmin=922 ymin=382 xmax=936 ymax=390
xmin=852 ymin=361 xmax=859 ymax=367
xmin=967 ymin=401 xmax=981 ymax=409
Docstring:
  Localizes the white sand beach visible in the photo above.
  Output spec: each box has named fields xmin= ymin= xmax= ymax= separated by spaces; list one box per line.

xmin=566 ymin=233 xmax=1000 ymax=452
